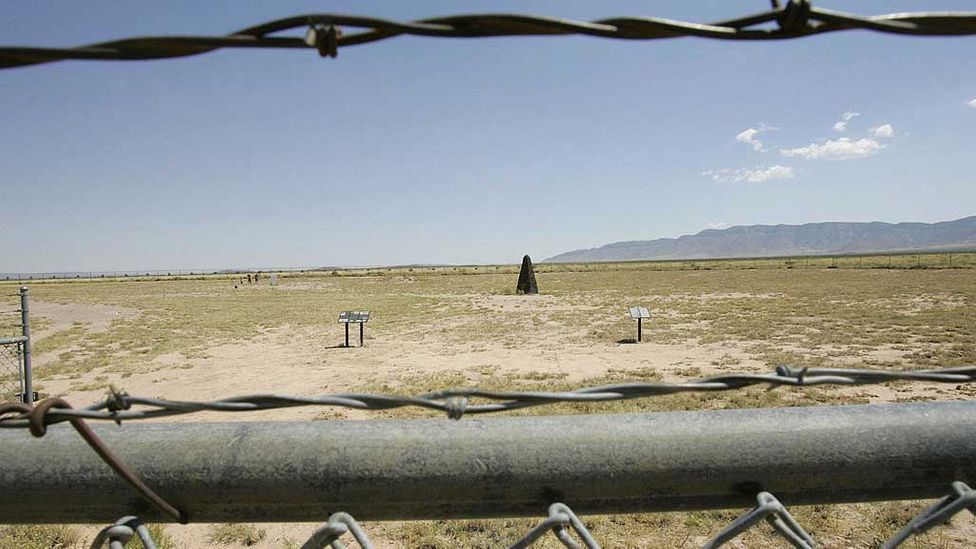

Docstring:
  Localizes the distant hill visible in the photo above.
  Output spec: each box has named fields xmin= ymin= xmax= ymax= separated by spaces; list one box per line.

xmin=544 ymin=216 xmax=976 ymax=263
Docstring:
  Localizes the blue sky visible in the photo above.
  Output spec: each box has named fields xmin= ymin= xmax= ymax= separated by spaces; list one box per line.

xmin=2 ymin=1 xmax=975 ymax=272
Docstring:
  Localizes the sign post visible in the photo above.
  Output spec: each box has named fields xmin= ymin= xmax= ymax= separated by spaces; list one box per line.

xmin=338 ymin=311 xmax=371 ymax=347
xmin=628 ymin=307 xmax=650 ymax=342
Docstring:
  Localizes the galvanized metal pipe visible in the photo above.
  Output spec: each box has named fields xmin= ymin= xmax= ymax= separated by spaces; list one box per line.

xmin=18 ymin=286 xmax=32 ymax=404
xmin=1 ymin=401 xmax=974 ymax=523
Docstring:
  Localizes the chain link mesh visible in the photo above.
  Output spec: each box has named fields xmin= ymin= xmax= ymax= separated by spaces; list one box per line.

xmin=0 ymin=340 xmax=23 ymax=401
xmin=87 ymin=488 xmax=974 ymax=549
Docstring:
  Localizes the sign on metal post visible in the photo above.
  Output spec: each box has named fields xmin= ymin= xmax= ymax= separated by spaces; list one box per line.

xmin=628 ymin=306 xmax=650 ymax=342
xmin=338 ymin=311 xmax=370 ymax=347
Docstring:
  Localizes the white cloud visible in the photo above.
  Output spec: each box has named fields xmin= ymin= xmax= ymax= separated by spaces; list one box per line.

xmin=780 ymin=137 xmax=884 ymax=160
xmin=706 ymin=222 xmax=730 ymax=230
xmin=832 ymin=111 xmax=860 ymax=132
xmin=968 ymin=98 xmax=976 ymax=108
xmin=734 ymin=123 xmax=778 ymax=152
xmin=703 ymin=165 xmax=795 ymax=183
xmin=735 ymin=128 xmax=764 ymax=152
xmin=870 ymin=123 xmax=895 ymax=138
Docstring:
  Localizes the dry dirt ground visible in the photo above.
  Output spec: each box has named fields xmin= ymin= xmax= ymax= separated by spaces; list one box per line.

xmin=4 ymin=268 xmax=975 ymax=548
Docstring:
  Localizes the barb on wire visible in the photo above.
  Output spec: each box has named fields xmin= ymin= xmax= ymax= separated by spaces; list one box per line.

xmin=0 ymin=365 xmax=972 ymax=427
xmin=90 ymin=516 xmax=158 ymax=549
xmin=1 ymin=3 xmax=974 ymax=70
xmin=883 ymin=482 xmax=976 ymax=549
xmin=509 ymin=503 xmax=600 ymax=549
xmin=302 ymin=512 xmax=374 ymax=549
xmin=704 ymin=492 xmax=815 ymax=549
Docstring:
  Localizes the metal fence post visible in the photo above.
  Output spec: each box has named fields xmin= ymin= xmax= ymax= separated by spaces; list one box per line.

xmin=19 ymin=286 xmax=32 ymax=404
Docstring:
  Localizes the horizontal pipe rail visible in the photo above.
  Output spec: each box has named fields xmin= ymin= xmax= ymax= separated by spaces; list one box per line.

xmin=1 ymin=401 xmax=974 ymax=523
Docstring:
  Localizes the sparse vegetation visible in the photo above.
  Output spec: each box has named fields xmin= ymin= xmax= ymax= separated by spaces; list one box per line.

xmin=0 ymin=525 xmax=81 ymax=549
xmin=8 ymin=259 xmax=975 ymax=547
xmin=207 ymin=523 xmax=266 ymax=546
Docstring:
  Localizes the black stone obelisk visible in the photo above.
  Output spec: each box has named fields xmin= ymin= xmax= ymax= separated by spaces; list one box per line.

xmin=516 ymin=255 xmax=538 ymax=295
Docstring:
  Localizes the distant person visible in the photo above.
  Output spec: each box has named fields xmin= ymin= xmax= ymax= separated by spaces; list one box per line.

xmin=247 ymin=274 xmax=252 ymax=284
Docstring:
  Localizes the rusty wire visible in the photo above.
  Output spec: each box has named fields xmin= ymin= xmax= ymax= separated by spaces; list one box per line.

xmin=0 ymin=399 xmax=185 ymax=523
xmin=0 ymin=365 xmax=972 ymax=428
xmin=1 ymin=2 xmax=975 ymax=70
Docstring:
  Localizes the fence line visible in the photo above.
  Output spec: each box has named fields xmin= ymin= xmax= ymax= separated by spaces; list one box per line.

xmin=2 ymin=252 xmax=974 ymax=283
xmin=2 ymin=401 xmax=975 ymax=547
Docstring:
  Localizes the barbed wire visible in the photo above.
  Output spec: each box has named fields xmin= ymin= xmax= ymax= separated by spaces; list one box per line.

xmin=2 ymin=2 xmax=975 ymax=70
xmin=0 ymin=365 xmax=972 ymax=428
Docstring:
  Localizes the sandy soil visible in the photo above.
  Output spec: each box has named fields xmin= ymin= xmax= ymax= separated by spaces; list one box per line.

xmin=29 ymin=300 xmax=140 ymax=338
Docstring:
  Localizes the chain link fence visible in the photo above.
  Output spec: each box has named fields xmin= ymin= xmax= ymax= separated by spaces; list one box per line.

xmin=2 ymin=380 xmax=975 ymax=547
xmin=0 ymin=338 xmax=24 ymax=401
xmin=0 ymin=288 xmax=28 ymax=402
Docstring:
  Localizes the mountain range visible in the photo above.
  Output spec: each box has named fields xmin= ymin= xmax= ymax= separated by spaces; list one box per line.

xmin=544 ymin=216 xmax=976 ymax=263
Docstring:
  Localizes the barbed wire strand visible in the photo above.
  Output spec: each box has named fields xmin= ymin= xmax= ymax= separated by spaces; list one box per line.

xmin=0 ymin=365 xmax=972 ymax=428
xmin=1 ymin=2 xmax=975 ymax=70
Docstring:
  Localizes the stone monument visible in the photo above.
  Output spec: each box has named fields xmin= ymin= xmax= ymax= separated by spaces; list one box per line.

xmin=516 ymin=255 xmax=538 ymax=295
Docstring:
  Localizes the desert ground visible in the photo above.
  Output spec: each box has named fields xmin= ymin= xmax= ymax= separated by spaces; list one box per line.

xmin=1 ymin=258 xmax=975 ymax=548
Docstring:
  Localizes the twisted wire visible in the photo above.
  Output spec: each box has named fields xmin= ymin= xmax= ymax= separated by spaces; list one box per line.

xmin=0 ymin=365 xmax=972 ymax=428
xmin=1 ymin=2 xmax=975 ymax=70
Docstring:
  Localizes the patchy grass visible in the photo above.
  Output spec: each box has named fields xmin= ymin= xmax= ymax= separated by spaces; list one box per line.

xmin=0 ymin=523 xmax=175 ymax=549
xmin=0 ymin=525 xmax=81 ymax=549
xmin=23 ymin=267 xmax=976 ymax=383
xmin=207 ymin=523 xmax=266 ymax=546
xmin=137 ymin=524 xmax=177 ymax=549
